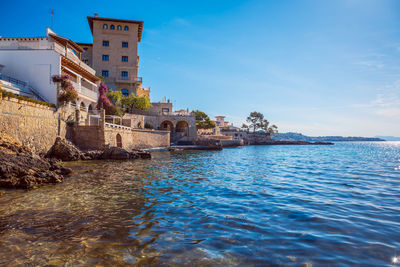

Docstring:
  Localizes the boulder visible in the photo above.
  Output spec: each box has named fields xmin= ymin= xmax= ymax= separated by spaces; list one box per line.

xmin=0 ymin=132 xmax=71 ymax=189
xmin=100 ymin=146 xmax=134 ymax=160
xmin=46 ymin=137 xmax=83 ymax=161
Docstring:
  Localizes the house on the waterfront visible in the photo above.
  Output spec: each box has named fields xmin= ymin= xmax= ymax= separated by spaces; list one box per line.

xmin=0 ymin=29 xmax=100 ymax=110
xmin=78 ymin=14 xmax=149 ymax=97
xmin=78 ymin=14 xmax=197 ymax=144
xmin=120 ymin=99 xmax=197 ymax=143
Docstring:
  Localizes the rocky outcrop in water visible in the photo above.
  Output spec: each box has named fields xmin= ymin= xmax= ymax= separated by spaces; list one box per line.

xmin=46 ymin=137 xmax=85 ymax=161
xmin=193 ymin=138 xmax=223 ymax=150
xmin=0 ymin=132 xmax=71 ymax=189
xmin=46 ymin=137 xmax=151 ymax=161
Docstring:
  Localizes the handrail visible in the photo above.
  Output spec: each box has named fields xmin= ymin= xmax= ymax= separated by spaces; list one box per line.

xmin=0 ymin=73 xmax=49 ymax=102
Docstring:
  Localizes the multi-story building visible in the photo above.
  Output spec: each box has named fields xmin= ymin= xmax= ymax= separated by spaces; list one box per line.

xmin=78 ymin=14 xmax=149 ymax=97
xmin=0 ymin=28 xmax=100 ymax=109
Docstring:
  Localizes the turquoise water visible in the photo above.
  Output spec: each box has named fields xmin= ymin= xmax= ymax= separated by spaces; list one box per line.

xmin=0 ymin=142 xmax=400 ymax=266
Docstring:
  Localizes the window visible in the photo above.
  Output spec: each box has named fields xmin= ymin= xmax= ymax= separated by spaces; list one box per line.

xmin=117 ymin=25 xmax=122 ymax=30
xmin=122 ymin=42 xmax=128 ymax=48
xmin=110 ymin=24 xmax=115 ymax=30
xmin=102 ymin=40 xmax=109 ymax=47
xmin=103 ymin=24 xmax=108 ymax=29
xmin=83 ymin=59 xmax=89 ymax=64
xmin=124 ymin=26 xmax=129 ymax=31
xmin=83 ymin=47 xmax=88 ymax=51
xmin=102 ymin=70 xmax=109 ymax=77
xmin=121 ymin=71 xmax=128 ymax=80
xmin=121 ymin=89 xmax=129 ymax=96
xmin=102 ymin=55 xmax=109 ymax=61
xmin=122 ymin=56 xmax=128 ymax=62
xmin=162 ymin=108 xmax=169 ymax=115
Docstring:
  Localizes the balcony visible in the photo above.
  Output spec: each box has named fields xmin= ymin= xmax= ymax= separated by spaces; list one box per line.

xmin=69 ymin=80 xmax=98 ymax=101
xmin=115 ymin=77 xmax=142 ymax=84
xmin=54 ymin=43 xmax=96 ymax=75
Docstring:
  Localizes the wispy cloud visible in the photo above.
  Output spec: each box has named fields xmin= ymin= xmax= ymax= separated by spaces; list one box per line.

xmin=354 ymin=60 xmax=384 ymax=69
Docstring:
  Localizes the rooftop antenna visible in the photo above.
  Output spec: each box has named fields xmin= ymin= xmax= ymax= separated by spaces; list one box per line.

xmin=50 ymin=9 xmax=55 ymax=29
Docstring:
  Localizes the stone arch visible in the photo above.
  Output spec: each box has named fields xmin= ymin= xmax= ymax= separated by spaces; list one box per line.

xmin=160 ymin=120 xmax=174 ymax=132
xmin=116 ymin=134 xmax=122 ymax=148
xmin=80 ymin=101 xmax=86 ymax=109
xmin=176 ymin=120 xmax=189 ymax=136
xmin=88 ymin=103 xmax=94 ymax=111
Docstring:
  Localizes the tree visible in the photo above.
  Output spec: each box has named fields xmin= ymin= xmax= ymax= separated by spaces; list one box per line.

xmin=260 ymin=119 xmax=278 ymax=136
xmin=122 ymin=94 xmax=151 ymax=110
xmin=105 ymin=91 xmax=152 ymax=116
xmin=246 ymin=111 xmax=278 ymax=134
xmin=192 ymin=110 xmax=216 ymax=129
xmin=241 ymin=123 xmax=249 ymax=132
xmin=246 ymin=111 xmax=264 ymax=132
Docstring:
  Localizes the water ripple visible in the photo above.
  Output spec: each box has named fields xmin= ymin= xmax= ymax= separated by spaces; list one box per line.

xmin=0 ymin=142 xmax=399 ymax=266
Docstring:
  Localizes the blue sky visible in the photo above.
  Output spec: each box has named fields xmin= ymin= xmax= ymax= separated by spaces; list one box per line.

xmin=2 ymin=0 xmax=400 ymax=136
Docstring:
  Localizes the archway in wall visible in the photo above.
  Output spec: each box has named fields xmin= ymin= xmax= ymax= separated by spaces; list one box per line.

xmin=116 ymin=134 xmax=122 ymax=148
xmin=88 ymin=104 xmax=93 ymax=111
xmin=160 ymin=120 xmax=174 ymax=132
xmin=80 ymin=102 xmax=86 ymax=110
xmin=176 ymin=120 xmax=189 ymax=136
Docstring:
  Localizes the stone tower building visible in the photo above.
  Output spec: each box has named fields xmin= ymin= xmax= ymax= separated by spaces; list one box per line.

xmin=78 ymin=14 xmax=150 ymax=97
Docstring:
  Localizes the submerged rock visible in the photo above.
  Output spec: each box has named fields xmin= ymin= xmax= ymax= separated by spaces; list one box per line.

xmin=100 ymin=147 xmax=151 ymax=160
xmin=0 ymin=132 xmax=71 ymax=189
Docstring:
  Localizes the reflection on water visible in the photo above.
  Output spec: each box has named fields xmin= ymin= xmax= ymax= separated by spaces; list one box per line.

xmin=0 ymin=142 xmax=400 ymax=266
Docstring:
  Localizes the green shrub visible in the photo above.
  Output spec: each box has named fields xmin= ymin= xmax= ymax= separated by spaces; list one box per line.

xmin=0 ymin=88 xmax=56 ymax=108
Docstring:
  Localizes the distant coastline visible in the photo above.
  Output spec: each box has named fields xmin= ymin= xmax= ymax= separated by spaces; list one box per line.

xmin=274 ymin=132 xmax=385 ymax=142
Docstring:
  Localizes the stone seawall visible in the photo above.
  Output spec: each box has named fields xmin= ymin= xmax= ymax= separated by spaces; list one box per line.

xmin=104 ymin=126 xmax=170 ymax=150
xmin=0 ymin=97 xmax=74 ymax=154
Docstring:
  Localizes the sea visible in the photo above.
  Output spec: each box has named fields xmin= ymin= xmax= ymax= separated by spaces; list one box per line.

xmin=0 ymin=142 xmax=399 ymax=266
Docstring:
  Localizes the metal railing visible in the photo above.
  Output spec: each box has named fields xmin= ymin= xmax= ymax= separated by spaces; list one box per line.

xmin=0 ymin=73 xmax=48 ymax=102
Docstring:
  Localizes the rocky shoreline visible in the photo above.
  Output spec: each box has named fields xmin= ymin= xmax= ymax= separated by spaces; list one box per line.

xmin=0 ymin=133 xmax=71 ymax=189
xmin=0 ymin=134 xmax=151 ymax=190
xmin=251 ymin=140 xmax=334 ymax=145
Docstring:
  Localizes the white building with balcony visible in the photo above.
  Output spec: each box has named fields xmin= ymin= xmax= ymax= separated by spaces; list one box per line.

xmin=0 ymin=28 xmax=100 ymax=110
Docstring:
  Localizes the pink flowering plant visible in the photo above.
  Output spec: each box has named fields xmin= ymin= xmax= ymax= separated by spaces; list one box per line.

xmin=97 ymin=82 xmax=116 ymax=114
xmin=52 ymin=74 xmax=78 ymax=103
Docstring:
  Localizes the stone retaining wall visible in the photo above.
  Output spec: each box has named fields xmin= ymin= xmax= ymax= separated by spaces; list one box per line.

xmin=0 ymin=97 xmax=74 ymax=153
xmin=104 ymin=126 xmax=169 ymax=149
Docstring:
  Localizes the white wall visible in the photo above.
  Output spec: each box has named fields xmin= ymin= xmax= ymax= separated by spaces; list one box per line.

xmin=0 ymin=50 xmax=61 ymax=104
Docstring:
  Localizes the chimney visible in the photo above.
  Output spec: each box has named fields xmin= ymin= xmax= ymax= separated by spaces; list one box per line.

xmin=94 ymin=13 xmax=99 ymax=18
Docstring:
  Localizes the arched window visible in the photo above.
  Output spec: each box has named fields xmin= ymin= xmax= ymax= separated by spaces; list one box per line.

xmin=110 ymin=25 xmax=115 ymax=30
xmin=124 ymin=26 xmax=129 ymax=31
xmin=117 ymin=25 xmax=122 ymax=30
xmin=121 ymin=88 xmax=129 ymax=97
xmin=103 ymin=24 xmax=108 ymax=29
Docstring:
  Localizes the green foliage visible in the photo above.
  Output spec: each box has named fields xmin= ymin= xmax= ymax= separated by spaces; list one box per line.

xmin=106 ymin=91 xmax=152 ymax=116
xmin=192 ymin=110 xmax=216 ymax=129
xmin=144 ymin=122 xmax=153 ymax=129
xmin=121 ymin=94 xmax=151 ymax=110
xmin=246 ymin=111 xmax=278 ymax=134
xmin=107 ymin=90 xmax=123 ymax=106
xmin=0 ymin=88 xmax=56 ymax=108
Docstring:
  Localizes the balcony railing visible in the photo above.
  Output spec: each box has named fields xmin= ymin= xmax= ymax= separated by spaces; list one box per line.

xmin=69 ymin=80 xmax=98 ymax=101
xmin=115 ymin=77 xmax=142 ymax=84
